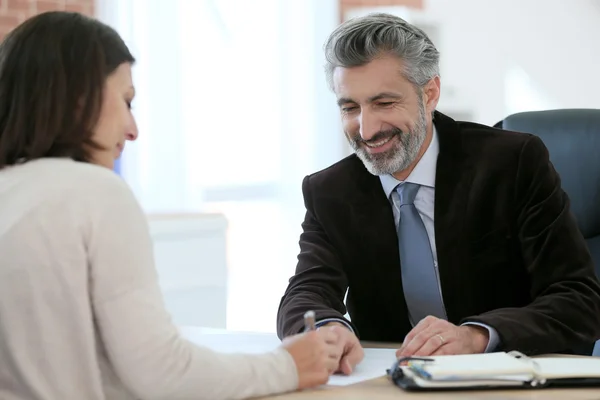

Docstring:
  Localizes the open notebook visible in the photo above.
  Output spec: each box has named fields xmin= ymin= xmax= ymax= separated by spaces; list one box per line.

xmin=387 ymin=351 xmax=600 ymax=391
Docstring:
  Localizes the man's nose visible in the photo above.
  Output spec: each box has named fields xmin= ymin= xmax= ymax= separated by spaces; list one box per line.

xmin=358 ymin=110 xmax=379 ymax=141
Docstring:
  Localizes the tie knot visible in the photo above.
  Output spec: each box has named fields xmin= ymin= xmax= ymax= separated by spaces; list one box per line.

xmin=397 ymin=182 xmax=420 ymax=206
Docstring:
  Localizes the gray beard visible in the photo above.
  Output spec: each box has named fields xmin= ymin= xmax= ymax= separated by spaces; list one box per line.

xmin=349 ymin=104 xmax=428 ymax=176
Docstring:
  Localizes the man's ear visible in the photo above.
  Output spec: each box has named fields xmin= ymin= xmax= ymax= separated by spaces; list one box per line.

xmin=423 ymin=76 xmax=440 ymax=115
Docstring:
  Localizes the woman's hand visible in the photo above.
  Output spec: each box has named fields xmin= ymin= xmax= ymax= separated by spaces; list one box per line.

xmin=282 ymin=329 xmax=342 ymax=389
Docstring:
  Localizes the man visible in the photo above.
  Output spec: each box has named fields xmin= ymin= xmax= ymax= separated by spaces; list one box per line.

xmin=276 ymin=13 xmax=600 ymax=374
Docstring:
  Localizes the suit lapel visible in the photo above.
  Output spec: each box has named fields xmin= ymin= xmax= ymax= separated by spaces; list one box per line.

xmin=432 ymin=112 xmax=476 ymax=323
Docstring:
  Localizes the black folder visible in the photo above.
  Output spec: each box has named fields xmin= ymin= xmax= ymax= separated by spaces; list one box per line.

xmin=387 ymin=351 xmax=600 ymax=391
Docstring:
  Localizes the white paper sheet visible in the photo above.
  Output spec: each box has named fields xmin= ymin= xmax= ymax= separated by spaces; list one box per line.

xmin=326 ymin=348 xmax=397 ymax=386
xmin=180 ymin=327 xmax=396 ymax=386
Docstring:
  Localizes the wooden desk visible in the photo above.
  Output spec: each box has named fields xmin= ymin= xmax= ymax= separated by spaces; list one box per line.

xmin=260 ymin=376 xmax=600 ymax=399
xmin=180 ymin=327 xmax=599 ymax=399
xmin=259 ymin=343 xmax=600 ymax=399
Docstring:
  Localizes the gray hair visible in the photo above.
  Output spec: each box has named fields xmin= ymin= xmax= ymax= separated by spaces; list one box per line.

xmin=324 ymin=13 xmax=440 ymax=91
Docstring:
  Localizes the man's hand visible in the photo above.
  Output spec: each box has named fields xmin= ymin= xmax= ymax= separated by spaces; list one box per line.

xmin=319 ymin=322 xmax=364 ymax=374
xmin=396 ymin=316 xmax=489 ymax=357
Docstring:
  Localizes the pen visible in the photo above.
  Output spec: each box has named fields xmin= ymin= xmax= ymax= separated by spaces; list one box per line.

xmin=303 ymin=310 xmax=316 ymax=332
xmin=407 ymin=361 xmax=432 ymax=380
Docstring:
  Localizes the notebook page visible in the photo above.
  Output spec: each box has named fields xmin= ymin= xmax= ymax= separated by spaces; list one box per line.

xmin=422 ymin=352 xmax=533 ymax=380
xmin=535 ymin=357 xmax=600 ymax=379
xmin=328 ymin=348 xmax=397 ymax=386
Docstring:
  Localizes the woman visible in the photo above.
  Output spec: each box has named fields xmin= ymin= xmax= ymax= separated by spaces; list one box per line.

xmin=0 ymin=11 xmax=342 ymax=400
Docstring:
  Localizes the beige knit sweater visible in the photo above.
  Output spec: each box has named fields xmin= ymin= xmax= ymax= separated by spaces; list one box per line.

xmin=0 ymin=158 xmax=298 ymax=400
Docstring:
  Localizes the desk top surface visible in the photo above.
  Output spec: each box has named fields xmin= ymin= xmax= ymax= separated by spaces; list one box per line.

xmin=180 ymin=327 xmax=600 ymax=399
xmin=259 ymin=376 xmax=600 ymax=400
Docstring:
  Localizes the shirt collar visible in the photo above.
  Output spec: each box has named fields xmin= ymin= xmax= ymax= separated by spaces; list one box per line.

xmin=379 ymin=125 xmax=439 ymax=199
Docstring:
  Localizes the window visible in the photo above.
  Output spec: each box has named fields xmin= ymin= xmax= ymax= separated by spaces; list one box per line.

xmin=97 ymin=0 xmax=343 ymax=331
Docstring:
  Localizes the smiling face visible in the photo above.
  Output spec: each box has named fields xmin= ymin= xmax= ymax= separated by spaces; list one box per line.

xmin=91 ymin=62 xmax=138 ymax=169
xmin=333 ymin=55 xmax=440 ymax=179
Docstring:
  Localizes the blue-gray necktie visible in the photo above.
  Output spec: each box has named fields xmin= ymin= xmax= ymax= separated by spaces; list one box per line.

xmin=397 ymin=182 xmax=446 ymax=324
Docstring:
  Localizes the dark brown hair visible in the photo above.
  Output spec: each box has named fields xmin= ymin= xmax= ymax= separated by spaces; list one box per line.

xmin=0 ymin=11 xmax=135 ymax=169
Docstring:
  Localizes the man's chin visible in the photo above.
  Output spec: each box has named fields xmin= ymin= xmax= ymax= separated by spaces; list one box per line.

xmin=356 ymin=152 xmax=396 ymax=176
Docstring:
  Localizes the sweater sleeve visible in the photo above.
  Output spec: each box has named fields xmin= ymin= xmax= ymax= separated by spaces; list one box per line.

xmin=86 ymin=176 xmax=299 ymax=400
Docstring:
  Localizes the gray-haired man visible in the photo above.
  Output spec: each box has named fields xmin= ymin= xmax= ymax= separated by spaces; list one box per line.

xmin=277 ymin=13 xmax=600 ymax=375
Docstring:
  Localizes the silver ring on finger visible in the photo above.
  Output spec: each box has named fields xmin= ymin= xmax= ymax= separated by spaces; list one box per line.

xmin=436 ymin=334 xmax=445 ymax=345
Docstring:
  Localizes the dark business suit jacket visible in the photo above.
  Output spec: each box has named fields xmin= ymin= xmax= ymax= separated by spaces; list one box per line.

xmin=276 ymin=111 xmax=600 ymax=356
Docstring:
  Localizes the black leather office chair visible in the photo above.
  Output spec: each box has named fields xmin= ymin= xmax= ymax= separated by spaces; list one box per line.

xmin=502 ymin=109 xmax=600 ymax=356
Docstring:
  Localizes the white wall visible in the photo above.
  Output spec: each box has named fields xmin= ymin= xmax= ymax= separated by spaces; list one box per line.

xmin=424 ymin=0 xmax=600 ymax=124
xmin=346 ymin=0 xmax=600 ymax=125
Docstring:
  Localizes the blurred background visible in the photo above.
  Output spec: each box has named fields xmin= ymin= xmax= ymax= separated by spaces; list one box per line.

xmin=5 ymin=0 xmax=599 ymax=333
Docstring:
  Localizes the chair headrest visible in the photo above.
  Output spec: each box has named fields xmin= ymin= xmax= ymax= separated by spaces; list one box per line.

xmin=503 ymin=109 xmax=600 ymax=239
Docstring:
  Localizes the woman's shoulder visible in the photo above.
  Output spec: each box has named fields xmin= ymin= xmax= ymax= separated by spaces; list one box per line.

xmin=8 ymin=158 xmax=136 ymax=208
xmin=0 ymin=158 xmax=143 ymax=243
xmin=31 ymin=158 xmax=129 ymax=190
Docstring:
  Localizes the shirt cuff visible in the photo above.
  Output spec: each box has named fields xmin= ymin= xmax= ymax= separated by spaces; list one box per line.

xmin=461 ymin=322 xmax=500 ymax=353
xmin=315 ymin=318 xmax=354 ymax=333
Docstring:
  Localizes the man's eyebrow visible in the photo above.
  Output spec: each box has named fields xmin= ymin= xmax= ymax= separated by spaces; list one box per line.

xmin=337 ymin=92 xmax=404 ymax=107
xmin=367 ymin=92 xmax=404 ymax=103
xmin=337 ymin=97 xmax=355 ymax=107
